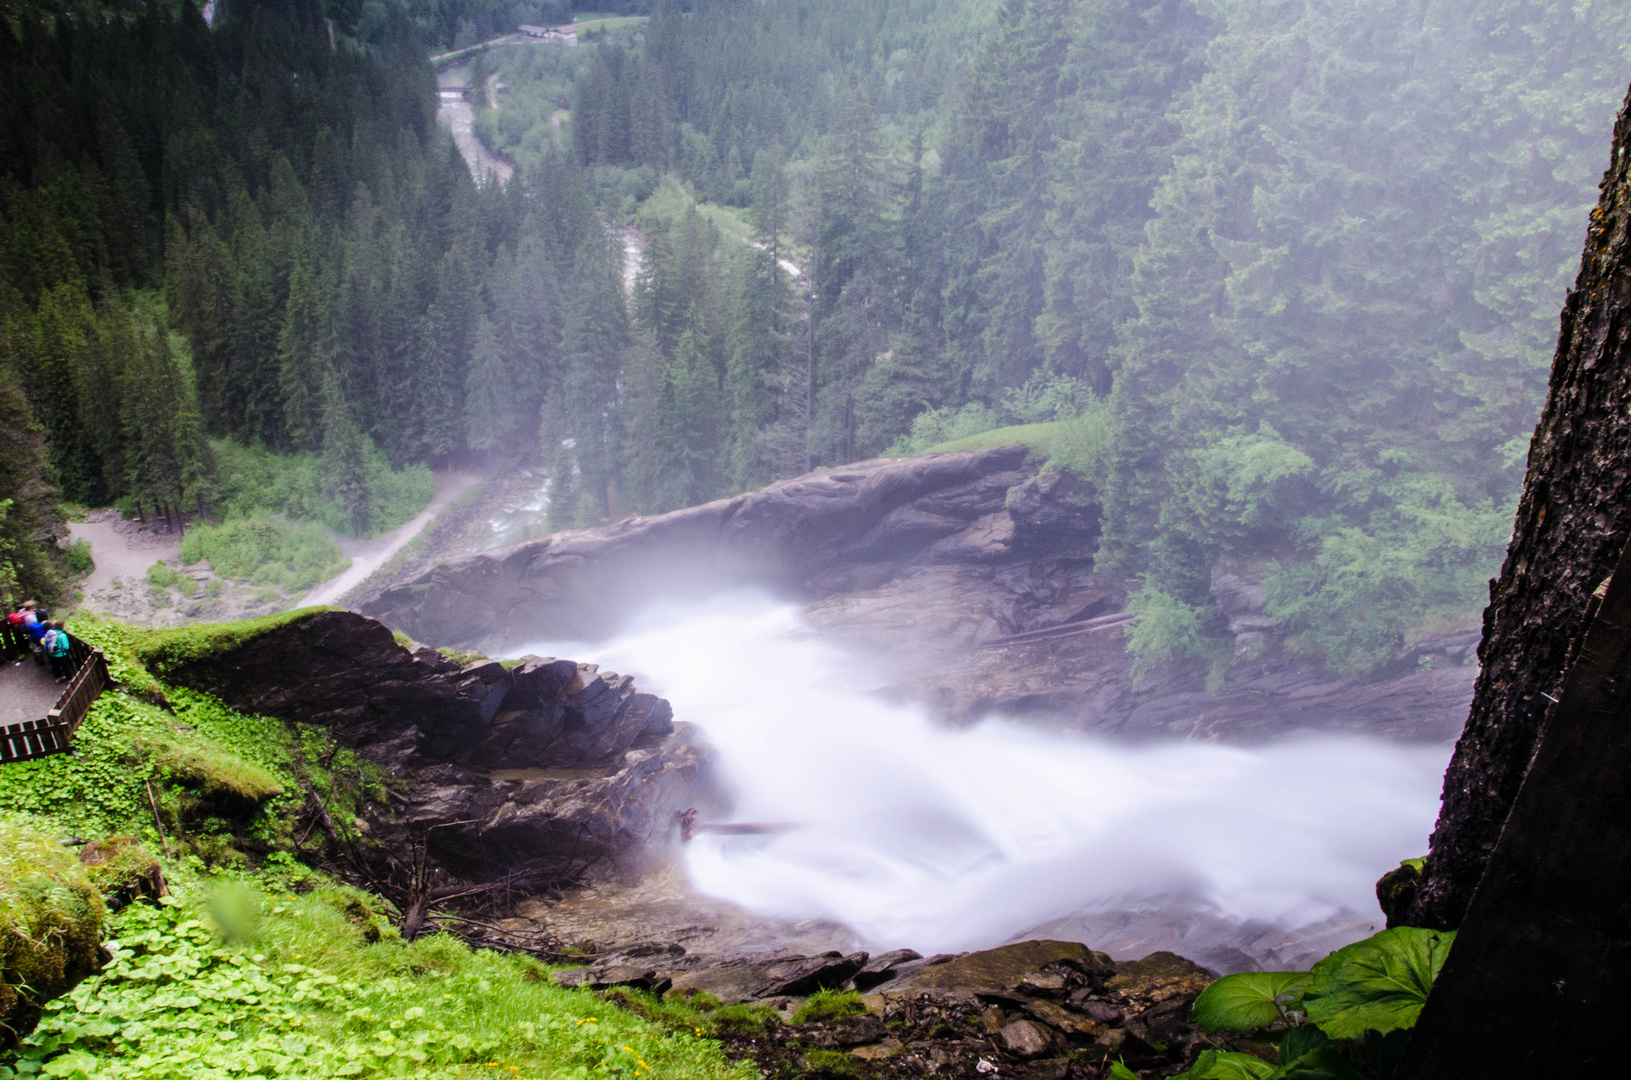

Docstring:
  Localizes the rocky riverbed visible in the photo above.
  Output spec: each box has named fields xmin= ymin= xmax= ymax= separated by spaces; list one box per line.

xmin=547 ymin=936 xmax=1226 ymax=1080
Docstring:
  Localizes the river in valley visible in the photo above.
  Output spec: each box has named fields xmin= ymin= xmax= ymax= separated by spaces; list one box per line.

xmin=437 ymin=62 xmax=512 ymax=185
xmin=518 ymin=593 xmax=1452 ymax=972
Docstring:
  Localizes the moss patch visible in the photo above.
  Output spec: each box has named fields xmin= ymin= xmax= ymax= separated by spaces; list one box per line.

xmin=128 ymin=608 xmax=335 ymax=676
xmin=0 ymin=822 xmax=106 ymax=1049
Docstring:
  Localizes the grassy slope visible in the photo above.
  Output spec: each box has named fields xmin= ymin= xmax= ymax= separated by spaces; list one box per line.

xmin=0 ymin=614 xmax=752 ymax=1080
xmin=919 ymin=416 xmax=1113 ymax=482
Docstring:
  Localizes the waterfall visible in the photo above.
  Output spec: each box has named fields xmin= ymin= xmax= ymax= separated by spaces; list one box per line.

xmin=517 ymin=593 xmax=1450 ymax=968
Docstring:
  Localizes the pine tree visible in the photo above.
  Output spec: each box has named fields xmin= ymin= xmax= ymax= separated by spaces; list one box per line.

xmin=653 ymin=328 xmax=724 ymax=510
xmin=278 ymin=261 xmax=328 ymax=452
xmin=0 ymin=359 xmax=64 ymax=607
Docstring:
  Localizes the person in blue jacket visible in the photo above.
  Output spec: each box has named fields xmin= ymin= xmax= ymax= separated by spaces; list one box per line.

xmin=26 ymin=609 xmax=51 ymax=667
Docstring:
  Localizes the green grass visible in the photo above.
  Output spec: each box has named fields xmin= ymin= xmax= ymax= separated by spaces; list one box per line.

xmin=73 ymin=608 xmax=327 ymax=688
xmin=573 ymin=14 xmax=648 ymax=32
xmin=602 ymin=988 xmax=782 ymax=1040
xmin=918 ymin=412 xmax=1115 ymax=482
xmin=791 ymin=990 xmax=865 ymax=1024
xmin=211 ymin=439 xmax=433 ymax=541
xmin=14 ymin=883 xmax=753 ymax=1080
xmin=800 ymin=1048 xmax=861 ymax=1077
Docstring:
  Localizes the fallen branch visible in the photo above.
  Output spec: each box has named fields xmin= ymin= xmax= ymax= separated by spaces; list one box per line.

xmin=144 ymin=779 xmax=170 ymax=858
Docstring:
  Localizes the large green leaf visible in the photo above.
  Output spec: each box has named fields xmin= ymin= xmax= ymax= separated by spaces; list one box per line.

xmin=1302 ymin=927 xmax=1455 ymax=1039
xmin=1274 ymin=1047 xmax=1371 ymax=1080
xmin=1276 ymin=1024 xmax=1332 ymax=1067
xmin=1172 ymin=1050 xmax=1279 ymax=1080
xmin=1193 ymin=971 xmax=1314 ymax=1034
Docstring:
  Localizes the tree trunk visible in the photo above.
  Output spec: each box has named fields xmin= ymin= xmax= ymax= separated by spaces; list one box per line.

xmin=1408 ymin=79 xmax=1631 ymax=930
xmin=1397 ymin=535 xmax=1631 ymax=1076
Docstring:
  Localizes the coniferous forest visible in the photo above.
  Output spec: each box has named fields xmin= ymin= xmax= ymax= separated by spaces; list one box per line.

xmin=2 ymin=0 xmax=1628 ymax=673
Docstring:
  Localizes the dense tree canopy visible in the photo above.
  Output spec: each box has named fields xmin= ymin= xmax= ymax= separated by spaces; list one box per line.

xmin=2 ymin=0 xmax=1626 ymax=671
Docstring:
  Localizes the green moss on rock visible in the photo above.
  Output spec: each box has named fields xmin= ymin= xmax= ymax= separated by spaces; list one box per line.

xmin=77 ymin=837 xmax=166 ymax=910
xmin=0 ymin=823 xmax=106 ymax=1048
xmin=131 ymin=608 xmax=335 ymax=676
xmin=153 ymin=741 xmax=285 ymax=818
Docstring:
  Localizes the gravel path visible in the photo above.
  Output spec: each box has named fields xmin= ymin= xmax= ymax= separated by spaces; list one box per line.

xmin=301 ymin=470 xmax=482 ymax=608
xmin=68 ymin=513 xmax=180 ymax=595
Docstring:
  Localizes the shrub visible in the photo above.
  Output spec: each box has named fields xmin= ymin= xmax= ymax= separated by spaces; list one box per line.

xmin=61 ymin=539 xmax=93 ymax=579
xmin=1263 ymin=468 xmax=1510 ymax=676
xmin=888 ymin=402 xmax=1006 ymax=456
xmin=145 ymin=561 xmax=184 ymax=591
xmin=1124 ymin=584 xmax=1208 ymax=674
xmin=210 ymin=439 xmax=432 ymax=539
xmin=180 ymin=517 xmax=348 ymax=592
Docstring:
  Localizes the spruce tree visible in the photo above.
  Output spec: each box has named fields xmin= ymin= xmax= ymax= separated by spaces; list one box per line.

xmin=463 ymin=315 xmax=515 ymax=453
xmin=277 ymin=261 xmax=328 ymax=452
xmin=559 ymin=229 xmax=632 ymax=521
xmin=321 ymin=369 xmax=373 ymax=536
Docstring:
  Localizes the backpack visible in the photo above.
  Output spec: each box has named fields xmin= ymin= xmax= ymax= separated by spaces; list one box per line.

xmin=6 ymin=612 xmax=24 ymax=627
xmin=45 ymin=630 xmax=70 ymax=658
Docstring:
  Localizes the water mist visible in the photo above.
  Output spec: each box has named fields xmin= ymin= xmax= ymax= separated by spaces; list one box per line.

xmin=518 ymin=594 xmax=1451 ymax=969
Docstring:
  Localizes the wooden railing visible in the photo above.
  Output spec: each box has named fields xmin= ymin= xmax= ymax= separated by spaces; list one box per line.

xmin=0 ymin=630 xmax=110 ymax=764
xmin=0 ymin=621 xmax=28 ymax=662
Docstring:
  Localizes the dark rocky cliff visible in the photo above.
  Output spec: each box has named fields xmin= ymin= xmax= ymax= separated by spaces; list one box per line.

xmin=163 ymin=609 xmax=710 ymax=878
xmin=1407 ymin=80 xmax=1631 ymax=930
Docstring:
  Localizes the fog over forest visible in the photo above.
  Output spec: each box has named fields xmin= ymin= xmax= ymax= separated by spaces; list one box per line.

xmin=5 ymin=0 xmax=1628 ymax=676
xmin=2 ymin=0 xmax=1630 ymax=1074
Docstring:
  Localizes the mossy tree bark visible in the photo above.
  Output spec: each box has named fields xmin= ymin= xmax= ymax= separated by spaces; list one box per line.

xmin=1408 ymin=79 xmax=1631 ymax=930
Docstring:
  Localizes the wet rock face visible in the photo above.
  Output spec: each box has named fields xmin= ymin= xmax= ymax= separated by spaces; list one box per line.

xmin=156 ymin=610 xmax=707 ymax=876
xmin=369 ymin=450 xmax=1473 ymax=744
xmin=558 ymin=938 xmax=1220 ymax=1079
xmin=362 ymin=446 xmax=1091 ymax=648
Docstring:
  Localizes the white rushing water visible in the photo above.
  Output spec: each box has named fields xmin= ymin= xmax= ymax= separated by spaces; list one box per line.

xmin=518 ymin=594 xmax=1452 ymax=961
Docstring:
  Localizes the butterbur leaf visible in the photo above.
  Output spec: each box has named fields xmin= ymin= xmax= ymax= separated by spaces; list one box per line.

xmin=1302 ymin=927 xmax=1455 ymax=1039
xmin=1109 ymin=1062 xmax=1141 ymax=1080
xmin=1193 ymin=972 xmax=1313 ymax=1034
xmin=1170 ymin=1050 xmax=1278 ymax=1079
xmin=1276 ymin=1024 xmax=1331 ymax=1066
xmin=1274 ymin=1047 xmax=1371 ymax=1080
